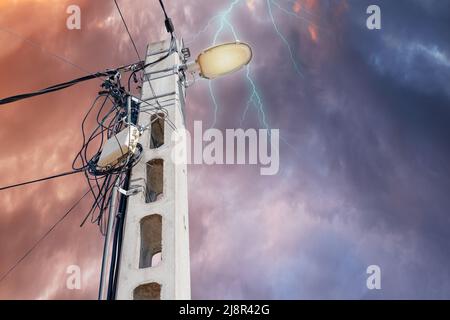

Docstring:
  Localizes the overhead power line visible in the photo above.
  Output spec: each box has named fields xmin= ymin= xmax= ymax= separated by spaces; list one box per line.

xmin=0 ymin=189 xmax=91 ymax=284
xmin=0 ymin=0 xmax=177 ymax=297
xmin=0 ymin=71 xmax=116 ymax=106
xmin=159 ymin=0 xmax=175 ymax=34
xmin=0 ymin=61 xmax=143 ymax=107
xmin=113 ymin=0 xmax=142 ymax=61
xmin=0 ymin=170 xmax=84 ymax=192
xmin=0 ymin=26 xmax=93 ymax=76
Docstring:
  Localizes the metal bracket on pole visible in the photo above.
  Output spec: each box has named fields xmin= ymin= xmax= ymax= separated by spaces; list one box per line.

xmin=117 ymin=185 xmax=144 ymax=197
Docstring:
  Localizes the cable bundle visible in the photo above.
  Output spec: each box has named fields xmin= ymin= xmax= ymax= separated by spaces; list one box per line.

xmin=0 ymin=0 xmax=178 ymax=293
xmin=71 ymin=74 xmax=143 ymax=235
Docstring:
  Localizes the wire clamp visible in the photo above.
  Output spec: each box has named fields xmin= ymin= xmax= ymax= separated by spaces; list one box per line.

xmin=117 ymin=185 xmax=144 ymax=197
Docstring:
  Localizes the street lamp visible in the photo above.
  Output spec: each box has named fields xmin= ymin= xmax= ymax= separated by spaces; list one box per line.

xmin=184 ymin=41 xmax=253 ymax=80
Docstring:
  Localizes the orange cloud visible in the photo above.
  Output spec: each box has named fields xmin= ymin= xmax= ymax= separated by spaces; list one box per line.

xmin=335 ymin=0 xmax=349 ymax=17
xmin=246 ymin=0 xmax=256 ymax=12
xmin=308 ymin=24 xmax=318 ymax=43
xmin=293 ymin=1 xmax=302 ymax=13
xmin=293 ymin=0 xmax=318 ymax=14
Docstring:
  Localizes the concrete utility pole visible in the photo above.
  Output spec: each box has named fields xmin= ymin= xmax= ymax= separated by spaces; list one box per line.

xmin=116 ymin=38 xmax=191 ymax=300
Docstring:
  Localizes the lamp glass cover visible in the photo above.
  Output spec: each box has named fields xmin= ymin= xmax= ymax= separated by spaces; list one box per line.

xmin=197 ymin=42 xmax=252 ymax=79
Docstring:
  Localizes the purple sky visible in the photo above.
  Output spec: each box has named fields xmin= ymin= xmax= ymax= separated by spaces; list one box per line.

xmin=0 ymin=0 xmax=450 ymax=299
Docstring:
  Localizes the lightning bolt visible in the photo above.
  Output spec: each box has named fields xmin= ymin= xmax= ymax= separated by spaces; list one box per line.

xmin=207 ymin=0 xmax=241 ymax=128
xmin=189 ymin=0 xmax=310 ymax=134
xmin=267 ymin=0 xmax=304 ymax=77
xmin=272 ymin=0 xmax=319 ymax=21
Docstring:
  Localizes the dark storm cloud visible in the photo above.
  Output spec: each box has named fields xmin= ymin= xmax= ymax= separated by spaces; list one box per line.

xmin=186 ymin=0 xmax=450 ymax=299
xmin=256 ymin=0 xmax=450 ymax=298
xmin=1 ymin=0 xmax=449 ymax=300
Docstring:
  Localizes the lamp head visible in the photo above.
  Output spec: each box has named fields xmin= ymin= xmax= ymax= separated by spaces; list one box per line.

xmin=195 ymin=41 xmax=253 ymax=79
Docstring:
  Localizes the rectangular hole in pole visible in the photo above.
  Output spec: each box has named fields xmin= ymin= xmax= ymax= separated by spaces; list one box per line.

xmin=146 ymin=159 xmax=164 ymax=203
xmin=150 ymin=113 xmax=165 ymax=149
xmin=139 ymin=214 xmax=162 ymax=269
xmin=133 ymin=282 xmax=161 ymax=300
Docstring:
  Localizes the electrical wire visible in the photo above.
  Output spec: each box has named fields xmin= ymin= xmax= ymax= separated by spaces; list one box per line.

xmin=159 ymin=0 xmax=175 ymax=35
xmin=0 ymin=0 xmax=178 ymax=297
xmin=113 ymin=0 xmax=141 ymax=62
xmin=0 ymin=77 xmax=143 ymax=282
xmin=0 ymin=71 xmax=115 ymax=106
xmin=0 ymin=61 xmax=143 ymax=107
xmin=70 ymin=72 xmax=147 ymax=235
xmin=0 ymin=25 xmax=94 ymax=77
xmin=0 ymin=170 xmax=84 ymax=192
xmin=106 ymin=2 xmax=175 ymax=298
xmin=113 ymin=0 xmax=176 ymax=115
xmin=0 ymin=189 xmax=92 ymax=284
xmin=99 ymin=0 xmax=178 ymax=299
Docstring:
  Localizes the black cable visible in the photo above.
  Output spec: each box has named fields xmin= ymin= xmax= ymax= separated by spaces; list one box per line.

xmin=112 ymin=0 xmax=145 ymax=92
xmin=0 ymin=15 xmax=155 ymax=292
xmin=0 ymin=61 xmax=143 ymax=107
xmin=0 ymin=170 xmax=84 ymax=192
xmin=113 ymin=0 xmax=142 ymax=61
xmin=0 ymin=189 xmax=92 ymax=284
xmin=106 ymin=210 xmax=121 ymax=300
xmin=0 ymin=71 xmax=116 ymax=106
xmin=71 ymin=76 xmax=144 ymax=236
xmin=158 ymin=0 xmax=169 ymax=19
xmin=107 ymin=169 xmax=130 ymax=300
xmin=122 ymin=0 xmax=176 ymax=97
xmin=127 ymin=42 xmax=175 ymax=91
xmin=74 ymin=92 xmax=122 ymax=234
xmin=159 ymin=0 xmax=175 ymax=34
xmin=100 ymin=79 xmax=140 ymax=299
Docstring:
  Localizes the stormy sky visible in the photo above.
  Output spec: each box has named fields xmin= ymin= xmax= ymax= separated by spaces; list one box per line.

xmin=0 ymin=0 xmax=449 ymax=299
